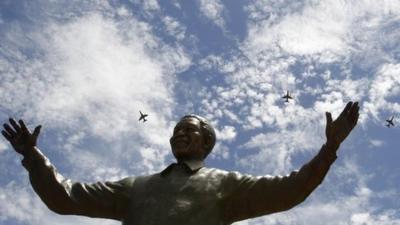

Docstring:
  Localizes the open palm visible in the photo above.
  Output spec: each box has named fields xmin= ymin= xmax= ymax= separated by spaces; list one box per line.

xmin=325 ymin=102 xmax=359 ymax=147
xmin=1 ymin=118 xmax=41 ymax=156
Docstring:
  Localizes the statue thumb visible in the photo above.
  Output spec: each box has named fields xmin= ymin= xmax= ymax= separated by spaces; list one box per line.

xmin=33 ymin=125 xmax=42 ymax=139
xmin=325 ymin=112 xmax=333 ymax=126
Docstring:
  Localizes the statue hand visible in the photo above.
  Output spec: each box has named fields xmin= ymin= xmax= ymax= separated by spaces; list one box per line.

xmin=325 ymin=102 xmax=359 ymax=148
xmin=1 ymin=118 xmax=41 ymax=156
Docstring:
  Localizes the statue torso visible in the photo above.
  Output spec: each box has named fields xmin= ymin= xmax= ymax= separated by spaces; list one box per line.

xmin=122 ymin=165 xmax=229 ymax=225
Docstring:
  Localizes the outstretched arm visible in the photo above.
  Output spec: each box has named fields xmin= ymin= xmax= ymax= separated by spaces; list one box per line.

xmin=2 ymin=118 xmax=131 ymax=220
xmin=221 ymin=102 xmax=360 ymax=223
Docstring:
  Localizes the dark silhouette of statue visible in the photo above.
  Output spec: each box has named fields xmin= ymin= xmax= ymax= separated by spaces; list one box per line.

xmin=2 ymin=102 xmax=359 ymax=225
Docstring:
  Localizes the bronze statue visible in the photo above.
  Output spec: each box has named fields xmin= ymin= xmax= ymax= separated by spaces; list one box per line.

xmin=2 ymin=102 xmax=359 ymax=225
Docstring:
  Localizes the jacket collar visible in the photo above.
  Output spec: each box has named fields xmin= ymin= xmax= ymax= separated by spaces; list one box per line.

xmin=160 ymin=159 xmax=204 ymax=176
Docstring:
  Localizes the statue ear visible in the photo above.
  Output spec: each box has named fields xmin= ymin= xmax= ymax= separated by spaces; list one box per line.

xmin=203 ymin=134 xmax=212 ymax=149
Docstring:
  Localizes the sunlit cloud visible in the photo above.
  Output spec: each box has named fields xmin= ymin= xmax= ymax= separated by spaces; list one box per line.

xmin=162 ymin=16 xmax=186 ymax=41
xmin=0 ymin=139 xmax=7 ymax=153
xmin=365 ymin=63 xmax=400 ymax=119
xmin=198 ymin=0 xmax=226 ymax=30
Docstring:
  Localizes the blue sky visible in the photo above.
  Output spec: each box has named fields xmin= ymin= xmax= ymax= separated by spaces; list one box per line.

xmin=0 ymin=0 xmax=400 ymax=224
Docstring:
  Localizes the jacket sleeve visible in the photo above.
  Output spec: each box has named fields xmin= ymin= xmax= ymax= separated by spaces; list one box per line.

xmin=21 ymin=147 xmax=132 ymax=221
xmin=220 ymin=143 xmax=337 ymax=223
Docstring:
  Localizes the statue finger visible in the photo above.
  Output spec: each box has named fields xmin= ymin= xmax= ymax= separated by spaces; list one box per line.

xmin=32 ymin=125 xmax=42 ymax=139
xmin=1 ymin=130 xmax=12 ymax=141
xmin=18 ymin=120 xmax=30 ymax=133
xmin=9 ymin=118 xmax=21 ymax=132
xmin=349 ymin=104 xmax=359 ymax=120
xmin=348 ymin=112 xmax=359 ymax=130
xmin=348 ymin=107 xmax=357 ymax=120
xmin=3 ymin=124 xmax=16 ymax=137
xmin=339 ymin=101 xmax=353 ymax=118
xmin=349 ymin=102 xmax=359 ymax=116
xmin=325 ymin=112 xmax=333 ymax=125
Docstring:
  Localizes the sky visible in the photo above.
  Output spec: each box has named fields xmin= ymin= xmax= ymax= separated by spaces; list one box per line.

xmin=0 ymin=0 xmax=400 ymax=224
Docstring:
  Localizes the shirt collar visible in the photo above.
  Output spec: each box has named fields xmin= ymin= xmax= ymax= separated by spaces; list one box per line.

xmin=160 ymin=159 xmax=204 ymax=176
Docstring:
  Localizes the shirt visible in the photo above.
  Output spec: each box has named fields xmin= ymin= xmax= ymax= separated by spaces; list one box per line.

xmin=22 ymin=144 xmax=337 ymax=225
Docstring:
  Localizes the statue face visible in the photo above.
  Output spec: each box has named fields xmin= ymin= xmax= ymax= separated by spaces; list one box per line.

xmin=170 ymin=117 xmax=206 ymax=161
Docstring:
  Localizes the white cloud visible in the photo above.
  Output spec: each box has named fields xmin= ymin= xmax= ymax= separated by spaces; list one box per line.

xmin=368 ymin=139 xmax=384 ymax=148
xmin=245 ymin=0 xmax=305 ymax=23
xmin=364 ymin=63 xmax=400 ymax=120
xmin=351 ymin=213 xmax=371 ymax=224
xmin=0 ymin=0 xmax=191 ymax=194
xmin=162 ymin=16 xmax=186 ymax=41
xmin=142 ymin=0 xmax=160 ymax=12
xmin=172 ymin=0 xmax=182 ymax=9
xmin=239 ymin=120 xmax=325 ymax=174
xmin=0 ymin=183 xmax=45 ymax=222
xmin=209 ymin=142 xmax=230 ymax=160
xmin=0 ymin=1 xmax=193 ymax=223
xmin=198 ymin=0 xmax=226 ymax=29
xmin=216 ymin=125 xmax=237 ymax=142
xmin=322 ymin=78 xmax=369 ymax=103
xmin=1 ymin=12 xmax=180 ymax=136
xmin=196 ymin=1 xmax=400 ymax=168
xmin=246 ymin=1 xmax=349 ymax=61
xmin=246 ymin=0 xmax=400 ymax=63
xmin=116 ymin=6 xmax=130 ymax=17
xmin=0 ymin=139 xmax=7 ymax=153
xmin=130 ymin=0 xmax=160 ymax=13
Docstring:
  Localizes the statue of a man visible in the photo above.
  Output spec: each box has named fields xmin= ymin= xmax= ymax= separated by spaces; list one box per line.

xmin=2 ymin=102 xmax=359 ymax=225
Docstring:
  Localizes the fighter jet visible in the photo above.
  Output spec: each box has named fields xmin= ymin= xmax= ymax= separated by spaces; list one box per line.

xmin=282 ymin=90 xmax=293 ymax=103
xmin=139 ymin=111 xmax=148 ymax=122
xmin=386 ymin=116 xmax=394 ymax=127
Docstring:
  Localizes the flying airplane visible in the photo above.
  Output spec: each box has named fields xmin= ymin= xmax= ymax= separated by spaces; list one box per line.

xmin=386 ymin=116 xmax=394 ymax=127
xmin=282 ymin=90 xmax=293 ymax=103
xmin=139 ymin=111 xmax=148 ymax=122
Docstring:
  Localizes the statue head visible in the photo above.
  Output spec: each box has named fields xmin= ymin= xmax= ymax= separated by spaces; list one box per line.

xmin=170 ymin=115 xmax=216 ymax=161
